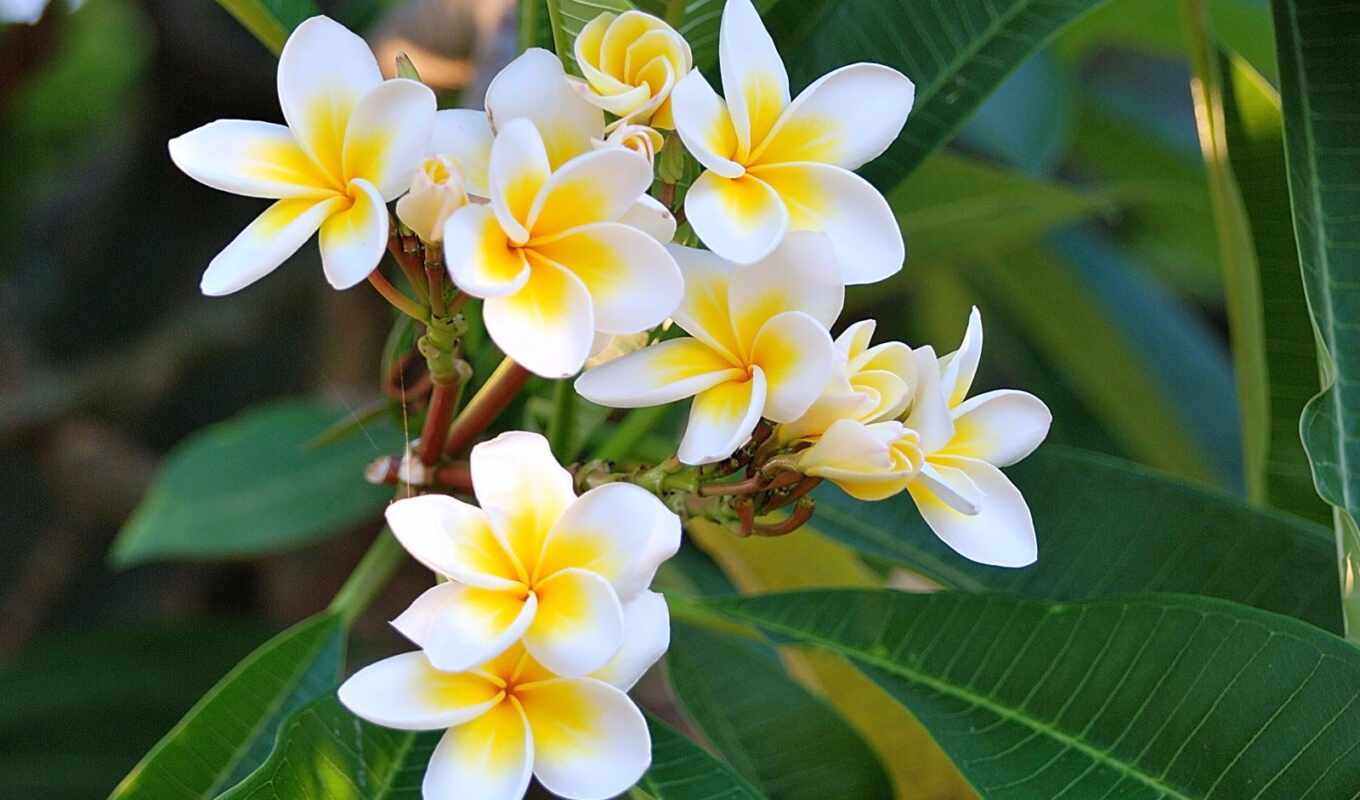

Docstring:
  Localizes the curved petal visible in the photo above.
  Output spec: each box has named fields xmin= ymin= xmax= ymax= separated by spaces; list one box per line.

xmin=471 ymin=431 xmax=577 ymax=574
xmin=837 ymin=319 xmax=877 ymax=361
xmin=526 ymin=147 xmax=652 ymax=237
xmin=581 ymin=78 xmax=653 ymax=117
xmin=749 ymin=161 xmax=903 ymax=284
xmin=489 ymin=117 xmax=551 ymax=245
xmin=575 ymin=13 xmax=630 ymax=95
xmin=484 ymin=256 xmax=596 ymax=378
xmin=523 ymin=568 xmax=624 ymax=677
xmin=200 ymin=196 xmax=345 ymax=296
xmin=718 ymin=0 xmax=788 ymax=160
xmin=277 ymin=16 xmax=382 ymax=184
xmin=905 ymin=345 xmax=954 ymax=452
xmin=853 ymin=368 xmax=912 ymax=423
xmin=424 ymin=701 xmax=533 ymax=800
xmin=916 ymin=460 xmax=982 ymax=515
xmin=619 ymin=193 xmax=677 ymax=243
xmin=727 ymin=230 xmax=843 ymax=349
xmin=685 ymin=170 xmax=788 ymax=265
xmin=342 ymin=78 xmax=436 ymax=200
xmin=530 ymin=222 xmax=681 ymax=334
xmin=392 ymin=581 xmax=537 ymax=673
xmin=671 ymin=69 xmax=743 ymax=178
xmin=538 ymin=484 xmax=682 ymax=597
xmin=485 ymin=48 xmax=604 ymax=168
xmin=442 ymin=204 xmax=530 ymax=298
xmin=749 ymin=311 xmax=836 ymax=423
xmin=939 ymin=306 xmax=982 ymax=407
xmin=338 ymin=652 xmax=502 ymax=731
xmin=668 ymin=244 xmax=743 ymax=362
xmin=592 ymin=591 xmax=670 ymax=690
xmin=318 ymin=177 xmax=388 ymax=290
xmin=752 ymin=63 xmax=914 ymax=170
xmin=518 ymin=678 xmax=650 ymax=799
xmin=777 ymin=380 xmax=875 ymax=443
xmin=854 ymin=340 xmax=916 ymax=385
xmin=168 ymin=120 xmax=336 ymax=199
xmin=430 ymin=108 xmax=493 ymax=197
xmin=946 ymin=389 xmax=1051 ymax=467
xmin=677 ymin=368 xmax=767 ymax=465
xmin=799 ymin=419 xmax=914 ymax=501
xmin=575 ymin=337 xmax=745 ymax=408
xmin=384 ymin=494 xmax=522 ymax=589
xmin=911 ymin=456 xmax=1038 ymax=567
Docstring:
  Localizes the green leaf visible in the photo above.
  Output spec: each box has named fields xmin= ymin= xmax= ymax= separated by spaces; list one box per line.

xmin=216 ymin=695 xmax=436 ymax=800
xmin=113 ymin=399 xmax=403 ymax=566
xmin=109 ymin=613 xmax=346 ymax=800
xmin=214 ymin=0 xmax=321 ymax=55
xmin=638 ymin=712 xmax=767 ymax=800
xmin=667 ymin=622 xmax=892 ymax=800
xmin=520 ymin=0 xmax=555 ymax=52
xmin=812 ymin=446 xmax=1342 ymax=633
xmin=1272 ymin=0 xmax=1360 ymax=635
xmin=702 ymin=589 xmax=1360 ymax=799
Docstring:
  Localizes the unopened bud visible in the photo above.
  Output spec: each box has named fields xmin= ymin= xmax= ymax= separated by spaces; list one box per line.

xmin=395 ymin=155 xmax=467 ymax=244
xmin=601 ymin=123 xmax=664 ymax=167
xmin=395 ymin=52 xmax=422 ymax=82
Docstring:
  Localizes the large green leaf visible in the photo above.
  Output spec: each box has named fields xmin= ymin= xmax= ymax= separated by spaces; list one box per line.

xmin=812 ymin=446 xmax=1341 ymax=633
xmin=110 ymin=613 xmax=346 ymax=800
xmin=112 ymin=399 xmax=403 ymax=566
xmin=216 ymin=695 xmax=435 ymax=800
xmin=638 ymin=713 xmax=767 ymax=800
xmin=702 ymin=590 xmax=1360 ymax=799
xmin=214 ymin=0 xmax=321 ymax=55
xmin=1272 ymin=0 xmax=1360 ymax=635
xmin=667 ymin=622 xmax=891 ymax=800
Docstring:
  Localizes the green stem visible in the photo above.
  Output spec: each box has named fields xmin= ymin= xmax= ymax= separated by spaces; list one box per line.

xmin=328 ymin=528 xmax=405 ymax=627
xmin=595 ymin=406 xmax=669 ymax=462
xmin=547 ymin=379 xmax=576 ymax=459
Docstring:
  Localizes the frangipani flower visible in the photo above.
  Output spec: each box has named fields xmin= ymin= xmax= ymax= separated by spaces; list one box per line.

xmin=670 ymin=0 xmax=914 ymax=282
xmin=573 ymin=11 xmax=692 ymax=129
xmin=440 ymin=50 xmax=682 ymax=378
xmin=576 ymin=232 xmax=841 ymax=464
xmin=385 ymin=431 xmax=680 ymax=676
xmin=168 ymin=16 xmax=438 ymax=295
xmin=339 ymin=591 xmax=668 ymax=800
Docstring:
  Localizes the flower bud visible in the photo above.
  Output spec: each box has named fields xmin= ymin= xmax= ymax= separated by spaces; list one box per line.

xmin=599 ymin=123 xmax=664 ymax=166
xmin=574 ymin=11 xmax=692 ymax=129
xmin=797 ymin=419 xmax=924 ymax=502
xmin=395 ymin=155 xmax=467 ymax=244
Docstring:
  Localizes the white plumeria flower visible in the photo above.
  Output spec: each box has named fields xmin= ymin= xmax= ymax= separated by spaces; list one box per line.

xmin=573 ymin=11 xmax=692 ymax=130
xmin=439 ymin=51 xmax=682 ymax=378
xmin=670 ymin=0 xmax=914 ymax=282
xmin=339 ymin=591 xmax=668 ymax=800
xmin=396 ymin=155 xmax=468 ymax=243
xmin=576 ymin=232 xmax=841 ymax=465
xmin=168 ymin=17 xmax=441 ymax=295
xmin=385 ymin=431 xmax=680 ymax=677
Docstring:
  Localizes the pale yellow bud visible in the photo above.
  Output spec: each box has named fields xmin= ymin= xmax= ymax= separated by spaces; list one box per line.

xmin=798 ymin=420 xmax=924 ymax=502
xmin=574 ymin=11 xmax=692 ymax=129
xmin=395 ymin=155 xmax=467 ymax=243
xmin=598 ymin=123 xmax=664 ymax=166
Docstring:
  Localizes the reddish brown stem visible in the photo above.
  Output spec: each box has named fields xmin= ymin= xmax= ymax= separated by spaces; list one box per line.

xmin=751 ymin=501 xmax=815 ymax=536
xmin=388 ymin=226 xmax=428 ymax=301
xmin=424 ymin=244 xmax=446 ymax=317
xmin=432 ymin=462 xmax=473 ymax=491
xmin=443 ymin=357 xmax=532 ymax=456
xmin=368 ymin=270 xmax=426 ymax=321
xmin=418 ymin=381 xmax=458 ymax=466
xmin=762 ymin=475 xmax=821 ymax=512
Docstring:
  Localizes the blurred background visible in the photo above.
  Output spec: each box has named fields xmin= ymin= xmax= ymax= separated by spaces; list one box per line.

xmin=0 ymin=0 xmax=1274 ymax=797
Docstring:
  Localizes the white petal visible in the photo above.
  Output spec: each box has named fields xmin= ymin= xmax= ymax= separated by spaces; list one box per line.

xmin=906 ymin=345 xmax=954 ymax=452
xmin=671 ymin=69 xmax=743 ymax=178
xmin=200 ymin=196 xmax=345 ymax=296
xmin=168 ymin=120 xmax=336 ymax=199
xmin=523 ymin=568 xmax=625 ymax=677
xmin=489 ymin=117 xmax=551 ymax=245
xmin=685 ymin=170 xmax=788 ymax=265
xmin=947 ymin=389 xmax=1051 ymax=467
xmin=911 ymin=456 xmax=1038 ymax=567
xmin=749 ymin=311 xmax=836 ymax=423
xmin=424 ymin=702 xmax=533 ymax=800
xmin=318 ymin=177 xmax=388 ymax=290
xmin=939 ymin=306 xmax=983 ymax=407
xmin=485 ymin=48 xmax=604 ymax=168
xmin=836 ymin=319 xmax=877 ymax=361
xmin=430 ymin=108 xmax=493 ymax=197
xmin=575 ymin=337 xmax=745 ymax=408
xmin=471 ymin=431 xmax=577 ymax=572
xmin=718 ymin=0 xmax=789 ymax=161
xmin=726 ymin=230 xmax=843 ymax=349
xmin=442 ymin=204 xmax=530 ymax=297
xmin=592 ymin=591 xmax=671 ymax=690
xmin=484 ymin=256 xmax=596 ymax=378
xmin=668 ymin=244 xmax=744 ymax=362
xmin=678 ymin=369 xmax=767 ymax=465
xmin=337 ymin=652 xmax=502 ymax=731
xmin=619 ymin=193 xmax=676 ymax=243
xmin=917 ymin=460 xmax=982 ymax=515
xmin=277 ymin=16 xmax=382 ymax=184
xmin=525 ymin=147 xmax=652 ymax=238
xmin=392 ymin=581 xmax=537 ymax=673
xmin=342 ymin=78 xmax=437 ymax=200
xmin=518 ymin=678 xmax=651 ymax=799
xmin=749 ymin=161 xmax=903 ymax=285
xmin=530 ymin=222 xmax=681 ymax=334
xmin=752 ymin=63 xmax=914 ymax=170
xmin=384 ymin=494 xmax=522 ymax=589
xmin=539 ymin=484 xmax=682 ymax=597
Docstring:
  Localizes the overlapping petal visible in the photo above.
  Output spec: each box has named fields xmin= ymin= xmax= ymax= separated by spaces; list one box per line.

xmin=167 ymin=120 xmax=337 ymax=199
xmin=718 ymin=0 xmax=788 ymax=161
xmin=337 ymin=652 xmax=503 ymax=731
xmin=800 ymin=419 xmax=918 ymax=501
xmin=442 ymin=204 xmax=531 ymax=297
xmin=523 ymin=568 xmax=624 ymax=677
xmin=726 ymin=231 xmax=843 ymax=348
xmin=909 ymin=456 xmax=1038 ymax=567
xmin=485 ymin=48 xmax=603 ymax=168
xmin=538 ymin=484 xmax=682 ymax=598
xmin=575 ymin=337 xmax=745 ymax=408
xmin=517 ymin=678 xmax=650 ymax=799
xmin=199 ymin=195 xmax=346 ymax=296
xmin=619 ymin=194 xmax=677 ymax=243
xmin=341 ymin=78 xmax=436 ymax=199
xmin=671 ymin=70 xmax=743 ymax=177
xmin=668 ymin=244 xmax=742 ymax=362
xmin=317 ymin=177 xmax=388 ymax=289
xmin=424 ymin=701 xmax=533 ymax=800
xmin=430 ymin=108 xmax=493 ymax=197
xmin=530 ymin=222 xmax=681 ymax=334
xmin=384 ymin=494 xmax=522 ymax=589
xmin=678 ymin=368 xmax=767 ymax=465
xmin=470 ymin=431 xmax=577 ymax=572
xmin=685 ymin=170 xmax=788 ymax=264
xmin=905 ymin=345 xmax=955 ymax=452
xmin=489 ymin=118 xmax=552 ymax=244
xmin=525 ymin=147 xmax=652 ymax=238
xmin=484 ymin=257 xmax=596 ymax=378
xmin=945 ymin=389 xmax=1052 ymax=467
xmin=749 ymin=311 xmax=836 ymax=423
xmin=392 ymin=581 xmax=538 ymax=673
xmin=592 ymin=591 xmax=670 ymax=691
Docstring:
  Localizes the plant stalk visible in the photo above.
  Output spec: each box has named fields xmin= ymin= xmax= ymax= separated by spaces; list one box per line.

xmin=367 ymin=270 xmax=427 ymax=322
xmin=443 ymin=356 xmax=532 ymax=456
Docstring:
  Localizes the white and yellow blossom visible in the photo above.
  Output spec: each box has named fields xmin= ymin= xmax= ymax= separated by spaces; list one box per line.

xmin=576 ymin=232 xmax=841 ymax=464
xmin=384 ymin=431 xmax=680 ymax=677
xmin=573 ymin=11 xmax=692 ymax=129
xmin=670 ymin=0 xmax=913 ymax=282
xmin=396 ymin=155 xmax=468 ymax=243
xmin=339 ymin=592 xmax=667 ymax=800
xmin=168 ymin=16 xmax=440 ymax=295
